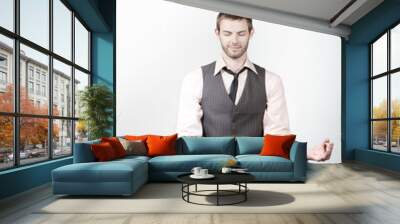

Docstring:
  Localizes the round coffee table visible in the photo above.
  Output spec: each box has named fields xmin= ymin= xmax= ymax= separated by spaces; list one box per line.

xmin=177 ymin=172 xmax=255 ymax=206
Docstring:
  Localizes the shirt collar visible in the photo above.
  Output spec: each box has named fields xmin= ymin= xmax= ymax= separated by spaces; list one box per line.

xmin=213 ymin=56 xmax=258 ymax=76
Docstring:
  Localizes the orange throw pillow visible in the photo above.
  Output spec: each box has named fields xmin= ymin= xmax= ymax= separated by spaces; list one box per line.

xmin=259 ymin=134 xmax=296 ymax=159
xmin=101 ymin=137 xmax=127 ymax=158
xmin=124 ymin=135 xmax=149 ymax=141
xmin=146 ymin=134 xmax=178 ymax=157
xmin=91 ymin=142 xmax=117 ymax=161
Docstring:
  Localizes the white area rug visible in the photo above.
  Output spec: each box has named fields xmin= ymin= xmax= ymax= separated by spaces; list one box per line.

xmin=37 ymin=183 xmax=361 ymax=214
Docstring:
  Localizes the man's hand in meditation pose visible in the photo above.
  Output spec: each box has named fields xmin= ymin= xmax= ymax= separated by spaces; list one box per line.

xmin=307 ymin=139 xmax=334 ymax=161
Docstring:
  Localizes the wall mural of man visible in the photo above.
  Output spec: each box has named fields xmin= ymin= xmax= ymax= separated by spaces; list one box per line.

xmin=177 ymin=13 xmax=333 ymax=161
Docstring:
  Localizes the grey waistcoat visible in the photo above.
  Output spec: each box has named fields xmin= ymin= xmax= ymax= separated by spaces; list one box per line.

xmin=201 ymin=61 xmax=267 ymax=137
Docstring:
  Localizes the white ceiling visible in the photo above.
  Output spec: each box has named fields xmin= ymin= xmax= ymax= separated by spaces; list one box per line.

xmin=165 ymin=0 xmax=384 ymax=38
xmin=226 ymin=0 xmax=353 ymax=22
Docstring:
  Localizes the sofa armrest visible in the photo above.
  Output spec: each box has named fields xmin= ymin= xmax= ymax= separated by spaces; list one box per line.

xmin=289 ymin=141 xmax=307 ymax=181
xmin=73 ymin=140 xmax=100 ymax=163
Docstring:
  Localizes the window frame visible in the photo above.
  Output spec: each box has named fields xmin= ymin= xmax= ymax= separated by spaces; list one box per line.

xmin=370 ymin=21 xmax=400 ymax=154
xmin=0 ymin=0 xmax=92 ymax=171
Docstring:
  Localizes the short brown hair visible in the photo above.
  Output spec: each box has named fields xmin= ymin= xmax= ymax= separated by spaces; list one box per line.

xmin=216 ymin=13 xmax=253 ymax=32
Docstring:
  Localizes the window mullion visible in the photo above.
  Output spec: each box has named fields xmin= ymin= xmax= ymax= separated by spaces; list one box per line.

xmin=13 ymin=0 xmax=20 ymax=167
xmin=388 ymin=30 xmax=391 ymax=152
xmin=71 ymin=10 xmax=76 ymax=155
xmin=49 ymin=0 xmax=54 ymax=160
xmin=370 ymin=45 xmax=373 ymax=149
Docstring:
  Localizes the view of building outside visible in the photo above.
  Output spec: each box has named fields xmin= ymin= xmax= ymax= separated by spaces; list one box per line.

xmin=0 ymin=39 xmax=88 ymax=169
xmin=372 ymin=24 xmax=400 ymax=153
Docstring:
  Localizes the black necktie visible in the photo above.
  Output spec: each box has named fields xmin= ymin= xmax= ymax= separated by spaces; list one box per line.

xmin=223 ymin=67 xmax=247 ymax=104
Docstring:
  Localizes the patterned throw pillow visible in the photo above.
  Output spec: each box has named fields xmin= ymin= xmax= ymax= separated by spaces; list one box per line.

xmin=118 ymin=137 xmax=147 ymax=156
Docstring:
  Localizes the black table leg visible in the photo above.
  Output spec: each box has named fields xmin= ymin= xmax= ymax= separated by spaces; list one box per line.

xmin=216 ymin=184 xmax=219 ymax=206
xmin=187 ymin=184 xmax=190 ymax=202
xmin=245 ymin=183 xmax=247 ymax=201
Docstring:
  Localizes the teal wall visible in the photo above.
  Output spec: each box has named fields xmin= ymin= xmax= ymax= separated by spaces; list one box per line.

xmin=0 ymin=0 xmax=116 ymax=200
xmin=343 ymin=0 xmax=400 ymax=171
xmin=343 ymin=43 xmax=369 ymax=160
xmin=91 ymin=0 xmax=116 ymax=135
xmin=92 ymin=32 xmax=115 ymax=135
xmin=92 ymin=33 xmax=114 ymax=88
xmin=0 ymin=158 xmax=72 ymax=199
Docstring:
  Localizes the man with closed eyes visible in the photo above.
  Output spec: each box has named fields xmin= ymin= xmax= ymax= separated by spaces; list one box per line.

xmin=177 ymin=13 xmax=333 ymax=161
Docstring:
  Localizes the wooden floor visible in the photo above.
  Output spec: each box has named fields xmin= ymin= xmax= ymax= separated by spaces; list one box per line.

xmin=1 ymin=162 xmax=400 ymax=224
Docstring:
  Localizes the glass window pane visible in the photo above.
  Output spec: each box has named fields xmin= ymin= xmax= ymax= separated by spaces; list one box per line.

xmin=20 ymin=117 xmax=49 ymax=165
xmin=75 ymin=120 xmax=88 ymax=143
xmin=53 ymin=59 xmax=72 ymax=117
xmin=0 ymin=0 xmax=14 ymax=31
xmin=392 ymin=72 xmax=400 ymax=118
xmin=53 ymin=0 xmax=72 ymax=60
xmin=53 ymin=119 xmax=72 ymax=157
xmin=372 ymin=77 xmax=387 ymax=119
xmin=392 ymin=24 xmax=400 ymax=70
xmin=20 ymin=44 xmax=49 ymax=115
xmin=75 ymin=18 xmax=89 ymax=69
xmin=0 ymin=34 xmax=14 ymax=113
xmin=372 ymin=121 xmax=388 ymax=151
xmin=372 ymin=33 xmax=387 ymax=76
xmin=0 ymin=116 xmax=14 ymax=170
xmin=392 ymin=120 xmax=400 ymax=153
xmin=20 ymin=0 xmax=49 ymax=49
xmin=74 ymin=69 xmax=89 ymax=118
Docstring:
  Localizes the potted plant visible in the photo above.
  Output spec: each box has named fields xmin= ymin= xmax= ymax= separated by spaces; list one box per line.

xmin=79 ymin=84 xmax=113 ymax=140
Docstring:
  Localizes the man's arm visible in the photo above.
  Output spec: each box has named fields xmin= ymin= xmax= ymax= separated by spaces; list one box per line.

xmin=176 ymin=69 xmax=203 ymax=137
xmin=263 ymin=73 xmax=290 ymax=135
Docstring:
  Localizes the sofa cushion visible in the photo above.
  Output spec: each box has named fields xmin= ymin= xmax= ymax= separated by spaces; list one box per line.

xmin=236 ymin=155 xmax=293 ymax=172
xmin=125 ymin=135 xmax=149 ymax=142
xmin=52 ymin=158 xmax=147 ymax=183
xmin=115 ymin=155 xmax=150 ymax=163
xmin=177 ymin=137 xmax=235 ymax=155
xmin=147 ymin=134 xmax=178 ymax=157
xmin=148 ymin=154 xmax=235 ymax=172
xmin=101 ymin=137 xmax=127 ymax=158
xmin=118 ymin=138 xmax=147 ymax=156
xmin=235 ymin=137 xmax=263 ymax=155
xmin=259 ymin=134 xmax=296 ymax=159
xmin=91 ymin=142 xmax=118 ymax=161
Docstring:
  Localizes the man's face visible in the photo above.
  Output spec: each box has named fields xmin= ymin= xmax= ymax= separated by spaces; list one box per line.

xmin=215 ymin=19 xmax=254 ymax=59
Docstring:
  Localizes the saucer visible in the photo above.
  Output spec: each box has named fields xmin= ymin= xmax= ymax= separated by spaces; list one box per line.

xmin=190 ymin=174 xmax=215 ymax=179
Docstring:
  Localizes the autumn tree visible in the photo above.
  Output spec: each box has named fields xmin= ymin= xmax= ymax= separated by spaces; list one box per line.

xmin=0 ymin=84 xmax=60 ymax=152
xmin=372 ymin=99 xmax=400 ymax=143
xmin=0 ymin=85 xmax=14 ymax=150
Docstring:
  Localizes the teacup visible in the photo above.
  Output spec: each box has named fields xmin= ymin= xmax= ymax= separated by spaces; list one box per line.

xmin=199 ymin=168 xmax=208 ymax=176
xmin=191 ymin=167 xmax=202 ymax=176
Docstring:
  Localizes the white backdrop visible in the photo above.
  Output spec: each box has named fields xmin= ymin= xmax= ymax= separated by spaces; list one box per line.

xmin=116 ymin=0 xmax=342 ymax=163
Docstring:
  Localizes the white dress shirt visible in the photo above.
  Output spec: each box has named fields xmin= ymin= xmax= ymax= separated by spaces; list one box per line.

xmin=176 ymin=56 xmax=290 ymax=137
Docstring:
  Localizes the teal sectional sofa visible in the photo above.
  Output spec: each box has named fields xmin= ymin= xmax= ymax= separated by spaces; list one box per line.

xmin=52 ymin=137 xmax=307 ymax=196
